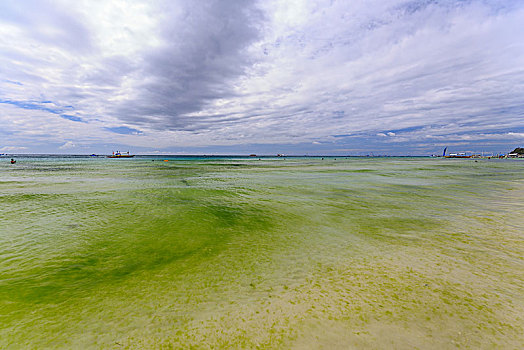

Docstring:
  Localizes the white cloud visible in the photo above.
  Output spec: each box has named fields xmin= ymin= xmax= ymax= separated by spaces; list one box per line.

xmin=1 ymin=146 xmax=28 ymax=152
xmin=59 ymin=141 xmax=76 ymax=149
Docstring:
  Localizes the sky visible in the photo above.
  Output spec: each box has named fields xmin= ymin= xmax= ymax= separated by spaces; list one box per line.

xmin=0 ymin=0 xmax=523 ymax=155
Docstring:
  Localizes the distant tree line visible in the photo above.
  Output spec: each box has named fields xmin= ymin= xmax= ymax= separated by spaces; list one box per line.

xmin=510 ymin=147 xmax=524 ymax=154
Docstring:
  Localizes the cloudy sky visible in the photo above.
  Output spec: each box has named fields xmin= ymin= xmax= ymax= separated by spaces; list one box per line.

xmin=1 ymin=0 xmax=523 ymax=155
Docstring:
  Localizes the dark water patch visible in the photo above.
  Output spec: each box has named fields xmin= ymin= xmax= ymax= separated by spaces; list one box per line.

xmin=9 ymin=164 xmax=81 ymax=172
xmin=347 ymin=169 xmax=375 ymax=173
xmin=0 ymin=193 xmax=62 ymax=202
xmin=149 ymin=165 xmax=199 ymax=171
xmin=0 ymin=180 xmax=24 ymax=185
xmin=0 ymin=185 xmax=276 ymax=307
xmin=30 ymin=166 xmax=78 ymax=172
xmin=200 ymin=162 xmax=263 ymax=168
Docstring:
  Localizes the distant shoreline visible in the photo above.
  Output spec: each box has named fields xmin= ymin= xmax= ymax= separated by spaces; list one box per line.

xmin=2 ymin=153 xmax=522 ymax=160
xmin=0 ymin=154 xmax=477 ymax=158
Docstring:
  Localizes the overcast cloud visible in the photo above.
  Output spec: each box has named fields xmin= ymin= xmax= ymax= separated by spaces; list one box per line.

xmin=0 ymin=0 xmax=523 ymax=155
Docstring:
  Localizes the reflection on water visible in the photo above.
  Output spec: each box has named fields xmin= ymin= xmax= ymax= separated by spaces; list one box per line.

xmin=1 ymin=157 xmax=523 ymax=348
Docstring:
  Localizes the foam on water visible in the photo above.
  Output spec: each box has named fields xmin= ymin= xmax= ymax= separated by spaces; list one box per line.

xmin=0 ymin=156 xmax=523 ymax=348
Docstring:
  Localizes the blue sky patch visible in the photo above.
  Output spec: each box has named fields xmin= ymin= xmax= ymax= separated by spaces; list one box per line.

xmin=60 ymin=114 xmax=84 ymax=122
xmin=2 ymin=79 xmax=23 ymax=86
xmin=104 ymin=126 xmax=143 ymax=135
xmin=0 ymin=99 xmax=62 ymax=114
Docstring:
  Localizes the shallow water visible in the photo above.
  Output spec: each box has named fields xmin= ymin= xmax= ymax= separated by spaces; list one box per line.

xmin=1 ymin=156 xmax=523 ymax=348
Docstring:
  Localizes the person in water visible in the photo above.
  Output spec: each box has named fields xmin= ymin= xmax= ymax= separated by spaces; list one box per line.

xmin=10 ymin=159 xmax=16 ymax=164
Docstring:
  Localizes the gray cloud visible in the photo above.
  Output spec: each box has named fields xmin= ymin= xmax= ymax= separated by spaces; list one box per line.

xmin=112 ymin=0 xmax=264 ymax=129
xmin=0 ymin=0 xmax=92 ymax=53
xmin=0 ymin=0 xmax=523 ymax=154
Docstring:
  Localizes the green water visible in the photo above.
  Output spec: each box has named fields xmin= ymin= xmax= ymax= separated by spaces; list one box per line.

xmin=1 ymin=156 xmax=523 ymax=349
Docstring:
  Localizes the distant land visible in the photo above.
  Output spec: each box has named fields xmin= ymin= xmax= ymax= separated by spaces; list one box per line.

xmin=1 ymin=147 xmax=523 ymax=157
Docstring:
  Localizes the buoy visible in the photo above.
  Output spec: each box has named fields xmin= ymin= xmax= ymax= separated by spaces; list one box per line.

xmin=164 ymin=160 xmax=169 ymax=162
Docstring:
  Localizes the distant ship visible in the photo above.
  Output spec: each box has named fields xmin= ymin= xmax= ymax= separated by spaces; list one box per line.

xmin=445 ymin=153 xmax=471 ymax=158
xmin=441 ymin=148 xmax=471 ymax=158
xmin=107 ymin=151 xmax=135 ymax=158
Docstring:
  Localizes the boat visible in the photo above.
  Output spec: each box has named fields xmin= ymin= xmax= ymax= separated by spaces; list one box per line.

xmin=445 ymin=153 xmax=471 ymax=158
xmin=107 ymin=151 xmax=135 ymax=158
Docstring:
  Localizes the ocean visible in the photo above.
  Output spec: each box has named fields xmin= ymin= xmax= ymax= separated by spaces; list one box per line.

xmin=1 ymin=156 xmax=523 ymax=348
